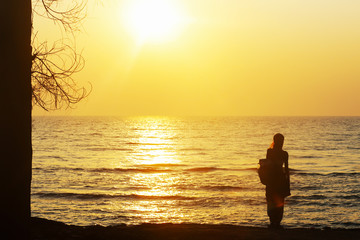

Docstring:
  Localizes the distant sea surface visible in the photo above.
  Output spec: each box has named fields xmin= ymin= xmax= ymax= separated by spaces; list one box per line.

xmin=31 ymin=116 xmax=360 ymax=228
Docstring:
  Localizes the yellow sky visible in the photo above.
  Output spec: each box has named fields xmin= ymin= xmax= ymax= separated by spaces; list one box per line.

xmin=32 ymin=0 xmax=360 ymax=116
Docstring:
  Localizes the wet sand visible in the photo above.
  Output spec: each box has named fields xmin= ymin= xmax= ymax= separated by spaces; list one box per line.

xmin=31 ymin=217 xmax=360 ymax=240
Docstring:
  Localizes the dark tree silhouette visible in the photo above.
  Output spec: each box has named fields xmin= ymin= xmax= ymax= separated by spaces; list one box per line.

xmin=0 ymin=1 xmax=33 ymax=238
xmin=0 ymin=1 xmax=88 ymax=238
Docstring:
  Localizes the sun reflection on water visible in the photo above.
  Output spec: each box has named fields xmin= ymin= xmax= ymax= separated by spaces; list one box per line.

xmin=130 ymin=172 xmax=181 ymax=197
xmin=125 ymin=117 xmax=180 ymax=165
xmin=112 ymin=117 xmax=187 ymax=222
xmin=120 ymin=171 xmax=186 ymax=223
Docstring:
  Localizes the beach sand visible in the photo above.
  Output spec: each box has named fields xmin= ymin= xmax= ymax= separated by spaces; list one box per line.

xmin=30 ymin=217 xmax=360 ymax=240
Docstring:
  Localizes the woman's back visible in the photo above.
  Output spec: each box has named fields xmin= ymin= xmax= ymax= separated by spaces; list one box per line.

xmin=266 ymin=148 xmax=288 ymax=168
xmin=265 ymin=148 xmax=289 ymax=194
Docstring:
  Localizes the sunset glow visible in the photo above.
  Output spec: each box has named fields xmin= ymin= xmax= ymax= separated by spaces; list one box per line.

xmin=32 ymin=0 xmax=360 ymax=116
xmin=122 ymin=0 xmax=188 ymax=45
xmin=28 ymin=0 xmax=360 ymax=232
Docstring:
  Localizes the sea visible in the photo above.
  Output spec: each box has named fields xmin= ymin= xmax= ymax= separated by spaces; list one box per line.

xmin=31 ymin=116 xmax=360 ymax=228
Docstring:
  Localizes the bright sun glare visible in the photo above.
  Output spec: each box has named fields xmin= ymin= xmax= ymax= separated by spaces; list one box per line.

xmin=122 ymin=0 xmax=188 ymax=45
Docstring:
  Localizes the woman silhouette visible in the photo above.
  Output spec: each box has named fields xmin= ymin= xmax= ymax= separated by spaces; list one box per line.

xmin=265 ymin=133 xmax=290 ymax=228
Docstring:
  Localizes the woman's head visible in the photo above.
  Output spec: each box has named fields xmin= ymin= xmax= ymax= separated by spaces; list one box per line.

xmin=270 ymin=133 xmax=284 ymax=150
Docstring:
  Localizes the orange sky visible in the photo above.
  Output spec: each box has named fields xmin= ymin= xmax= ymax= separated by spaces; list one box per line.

xmin=32 ymin=0 xmax=360 ymax=116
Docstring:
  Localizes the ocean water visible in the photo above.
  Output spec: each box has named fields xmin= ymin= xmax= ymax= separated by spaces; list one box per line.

xmin=31 ymin=116 xmax=360 ymax=228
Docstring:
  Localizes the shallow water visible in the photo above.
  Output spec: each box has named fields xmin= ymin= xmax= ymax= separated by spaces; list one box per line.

xmin=31 ymin=116 xmax=360 ymax=228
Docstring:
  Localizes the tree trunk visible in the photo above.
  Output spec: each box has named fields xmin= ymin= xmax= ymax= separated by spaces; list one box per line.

xmin=0 ymin=1 xmax=32 ymax=238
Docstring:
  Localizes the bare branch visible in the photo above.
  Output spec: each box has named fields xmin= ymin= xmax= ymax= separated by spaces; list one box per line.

xmin=31 ymin=38 xmax=91 ymax=110
xmin=31 ymin=0 xmax=91 ymax=110
xmin=33 ymin=0 xmax=87 ymax=32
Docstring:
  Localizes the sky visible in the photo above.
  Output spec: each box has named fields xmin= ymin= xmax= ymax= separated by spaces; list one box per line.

xmin=32 ymin=0 xmax=360 ymax=116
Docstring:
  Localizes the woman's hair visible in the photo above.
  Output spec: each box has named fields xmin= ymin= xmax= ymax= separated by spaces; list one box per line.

xmin=270 ymin=133 xmax=284 ymax=150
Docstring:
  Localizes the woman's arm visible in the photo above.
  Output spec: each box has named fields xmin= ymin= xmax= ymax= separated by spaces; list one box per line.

xmin=284 ymin=151 xmax=289 ymax=178
xmin=266 ymin=148 xmax=271 ymax=159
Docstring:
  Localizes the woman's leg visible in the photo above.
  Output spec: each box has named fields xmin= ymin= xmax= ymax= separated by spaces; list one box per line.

xmin=266 ymin=193 xmax=284 ymax=226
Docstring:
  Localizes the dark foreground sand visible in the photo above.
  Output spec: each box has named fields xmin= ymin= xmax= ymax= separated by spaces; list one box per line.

xmin=31 ymin=217 xmax=359 ymax=240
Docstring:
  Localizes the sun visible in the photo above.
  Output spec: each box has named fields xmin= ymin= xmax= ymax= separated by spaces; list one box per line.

xmin=122 ymin=0 xmax=188 ymax=45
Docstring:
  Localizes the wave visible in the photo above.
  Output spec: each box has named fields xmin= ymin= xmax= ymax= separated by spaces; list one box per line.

xmin=296 ymin=155 xmax=323 ymax=159
xmin=288 ymin=194 xmax=360 ymax=207
xmin=340 ymin=194 xmax=360 ymax=200
xmin=200 ymin=185 xmax=246 ymax=191
xmin=136 ymin=163 xmax=186 ymax=168
xmin=33 ymin=166 xmax=259 ymax=174
xmin=294 ymin=172 xmax=360 ymax=177
xmin=290 ymin=194 xmax=360 ymax=201
xmin=125 ymin=142 xmax=166 ymax=146
xmin=38 ymin=164 xmax=354 ymax=177
xmin=86 ymin=147 xmax=133 ymax=152
xmin=180 ymin=148 xmax=207 ymax=151
xmin=328 ymin=172 xmax=360 ymax=176
xmin=33 ymin=192 xmax=195 ymax=201
xmin=186 ymin=167 xmax=223 ymax=172
xmin=185 ymin=167 xmax=256 ymax=172
xmin=33 ymin=165 xmax=357 ymax=178
xmin=96 ymin=166 xmax=256 ymax=174
xmin=32 ymin=167 xmax=85 ymax=173
xmin=89 ymin=133 xmax=103 ymax=136
xmin=94 ymin=167 xmax=173 ymax=174
xmin=347 ymin=146 xmax=360 ymax=150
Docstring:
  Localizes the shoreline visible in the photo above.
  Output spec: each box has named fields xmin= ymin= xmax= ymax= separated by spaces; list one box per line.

xmin=31 ymin=217 xmax=360 ymax=240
